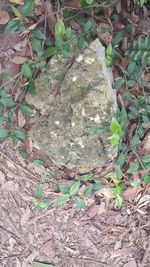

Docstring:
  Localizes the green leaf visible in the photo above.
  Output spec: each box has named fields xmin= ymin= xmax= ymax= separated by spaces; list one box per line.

xmin=90 ymin=125 xmax=106 ymax=133
xmin=21 ymin=63 xmax=32 ymax=79
xmin=11 ymin=5 xmax=23 ymax=20
xmin=75 ymin=196 xmax=86 ymax=209
xmin=32 ymin=159 xmax=44 ymax=166
xmin=43 ymin=47 xmax=56 ymax=58
xmin=93 ymin=181 xmax=105 ymax=191
xmin=78 ymin=35 xmax=86 ymax=49
xmin=127 ymin=61 xmax=136 ymax=75
xmin=55 ymin=19 xmax=65 ymax=38
xmin=13 ymin=130 xmax=26 ymax=139
xmin=31 ymin=37 xmax=41 ymax=54
xmin=127 ymin=161 xmax=139 ymax=173
xmin=79 ymin=173 xmax=94 ymax=181
xmin=58 ymin=184 xmax=70 ymax=194
xmin=113 ymin=78 xmax=125 ymax=89
xmin=83 ymin=20 xmax=93 ymax=33
xmin=56 ymin=194 xmax=70 ymax=206
xmin=143 ymin=174 xmax=150 ymax=183
xmin=115 ymin=168 xmax=123 ymax=180
xmin=33 ymin=262 xmax=54 ymax=267
xmin=27 ymin=81 xmax=36 ymax=96
xmin=0 ymin=128 xmax=9 ymax=138
xmin=130 ymin=134 xmax=139 ymax=149
xmin=69 ymin=180 xmax=80 ymax=195
xmin=115 ymin=153 xmax=126 ymax=167
xmin=142 ymin=154 xmax=150 ymax=163
xmin=109 ymin=133 xmax=120 ymax=146
xmin=22 ymin=0 xmax=35 ymax=17
xmin=127 ymin=80 xmax=136 ymax=88
xmin=32 ymin=29 xmax=46 ymax=40
xmin=115 ymin=194 xmax=122 ymax=209
xmin=37 ymin=198 xmax=51 ymax=209
xmin=84 ymin=184 xmax=93 ymax=196
xmin=4 ymin=19 xmax=20 ymax=33
xmin=35 ymin=184 xmax=44 ymax=199
xmin=19 ymin=104 xmax=33 ymax=116
xmin=85 ymin=0 xmax=94 ymax=3
xmin=112 ymin=31 xmax=123 ymax=46
xmin=110 ymin=118 xmax=121 ymax=133
xmin=0 ymin=97 xmax=15 ymax=107
xmin=130 ymin=181 xmax=141 ymax=187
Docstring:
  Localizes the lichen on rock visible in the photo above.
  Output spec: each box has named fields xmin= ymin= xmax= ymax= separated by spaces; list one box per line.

xmin=28 ymin=39 xmax=118 ymax=172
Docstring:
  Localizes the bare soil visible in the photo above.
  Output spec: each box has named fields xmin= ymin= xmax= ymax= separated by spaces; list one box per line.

xmin=0 ymin=143 xmax=150 ymax=267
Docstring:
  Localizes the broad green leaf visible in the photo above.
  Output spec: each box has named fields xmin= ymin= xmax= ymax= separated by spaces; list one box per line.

xmin=19 ymin=104 xmax=33 ymax=116
xmin=83 ymin=20 xmax=93 ymax=33
xmin=43 ymin=47 xmax=56 ymax=58
xmin=127 ymin=80 xmax=136 ymax=88
xmin=37 ymin=198 xmax=51 ymax=209
xmin=32 ymin=29 xmax=46 ymax=40
xmin=127 ymin=61 xmax=136 ymax=75
xmin=11 ymin=5 xmax=23 ymax=20
xmin=31 ymin=37 xmax=41 ymax=54
xmin=115 ymin=153 xmax=126 ymax=167
xmin=78 ymin=35 xmax=86 ymax=49
xmin=106 ymin=43 xmax=113 ymax=56
xmin=130 ymin=181 xmax=141 ymax=187
xmin=79 ymin=174 xmax=94 ymax=181
xmin=85 ymin=0 xmax=94 ymax=3
xmin=55 ymin=19 xmax=65 ymax=38
xmin=83 ymin=184 xmax=93 ymax=196
xmin=110 ymin=118 xmax=121 ymax=133
xmin=115 ymin=168 xmax=123 ymax=180
xmin=27 ymin=81 xmax=36 ymax=96
xmin=32 ymin=160 xmax=44 ymax=167
xmin=0 ymin=97 xmax=15 ymax=107
xmin=109 ymin=133 xmax=120 ymax=146
xmin=35 ymin=184 xmax=44 ymax=199
xmin=49 ymin=171 xmax=58 ymax=179
xmin=13 ymin=130 xmax=26 ymax=139
xmin=93 ymin=182 xmax=105 ymax=191
xmin=127 ymin=161 xmax=139 ymax=173
xmin=115 ymin=194 xmax=122 ymax=209
xmin=130 ymin=134 xmax=139 ymax=149
xmin=56 ymin=194 xmax=70 ymax=206
xmin=2 ymin=73 xmax=11 ymax=81
xmin=58 ymin=184 xmax=70 ymax=194
xmin=21 ymin=63 xmax=32 ymax=79
xmin=142 ymin=154 xmax=150 ymax=163
xmin=114 ymin=185 xmax=122 ymax=195
xmin=90 ymin=125 xmax=106 ymax=133
xmin=0 ymin=128 xmax=9 ymax=138
xmin=69 ymin=180 xmax=80 ymax=195
xmin=113 ymin=78 xmax=125 ymax=89
xmin=112 ymin=31 xmax=123 ymax=46
xmin=143 ymin=174 xmax=150 ymax=183
xmin=33 ymin=262 xmax=54 ymax=267
xmin=22 ymin=0 xmax=35 ymax=17
xmin=4 ymin=19 xmax=20 ymax=33
xmin=75 ymin=196 xmax=86 ymax=209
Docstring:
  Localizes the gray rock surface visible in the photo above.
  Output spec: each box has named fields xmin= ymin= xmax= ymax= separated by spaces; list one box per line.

xmin=28 ymin=39 xmax=118 ymax=172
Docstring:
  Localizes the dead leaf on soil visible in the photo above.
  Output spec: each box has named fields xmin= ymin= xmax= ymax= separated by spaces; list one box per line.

xmin=18 ymin=110 xmax=26 ymax=128
xmin=123 ymin=186 xmax=142 ymax=201
xmin=123 ymin=260 xmax=137 ymax=267
xmin=20 ymin=207 xmax=31 ymax=226
xmin=9 ymin=0 xmax=24 ymax=5
xmin=0 ymin=10 xmax=10 ymax=25
xmin=9 ymin=55 xmax=27 ymax=64
xmin=87 ymin=204 xmax=99 ymax=218
xmin=0 ymin=170 xmax=5 ymax=185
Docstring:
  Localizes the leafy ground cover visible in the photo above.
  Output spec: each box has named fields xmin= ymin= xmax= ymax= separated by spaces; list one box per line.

xmin=0 ymin=0 xmax=150 ymax=266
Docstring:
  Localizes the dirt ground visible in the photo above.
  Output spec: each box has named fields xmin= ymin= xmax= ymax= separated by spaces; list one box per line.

xmin=0 ymin=142 xmax=150 ymax=267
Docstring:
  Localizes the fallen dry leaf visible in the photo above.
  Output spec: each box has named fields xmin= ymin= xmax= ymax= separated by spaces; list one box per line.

xmin=17 ymin=110 xmax=26 ymax=128
xmin=123 ymin=259 xmax=137 ymax=267
xmin=0 ymin=10 xmax=10 ymax=25
xmin=123 ymin=187 xmax=142 ymax=201
xmin=9 ymin=0 xmax=24 ymax=4
xmin=87 ymin=204 xmax=99 ymax=218
xmin=9 ymin=55 xmax=27 ymax=64
xmin=20 ymin=207 xmax=31 ymax=226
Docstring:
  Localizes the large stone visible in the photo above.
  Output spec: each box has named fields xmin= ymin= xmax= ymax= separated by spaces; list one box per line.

xmin=28 ymin=39 xmax=118 ymax=172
